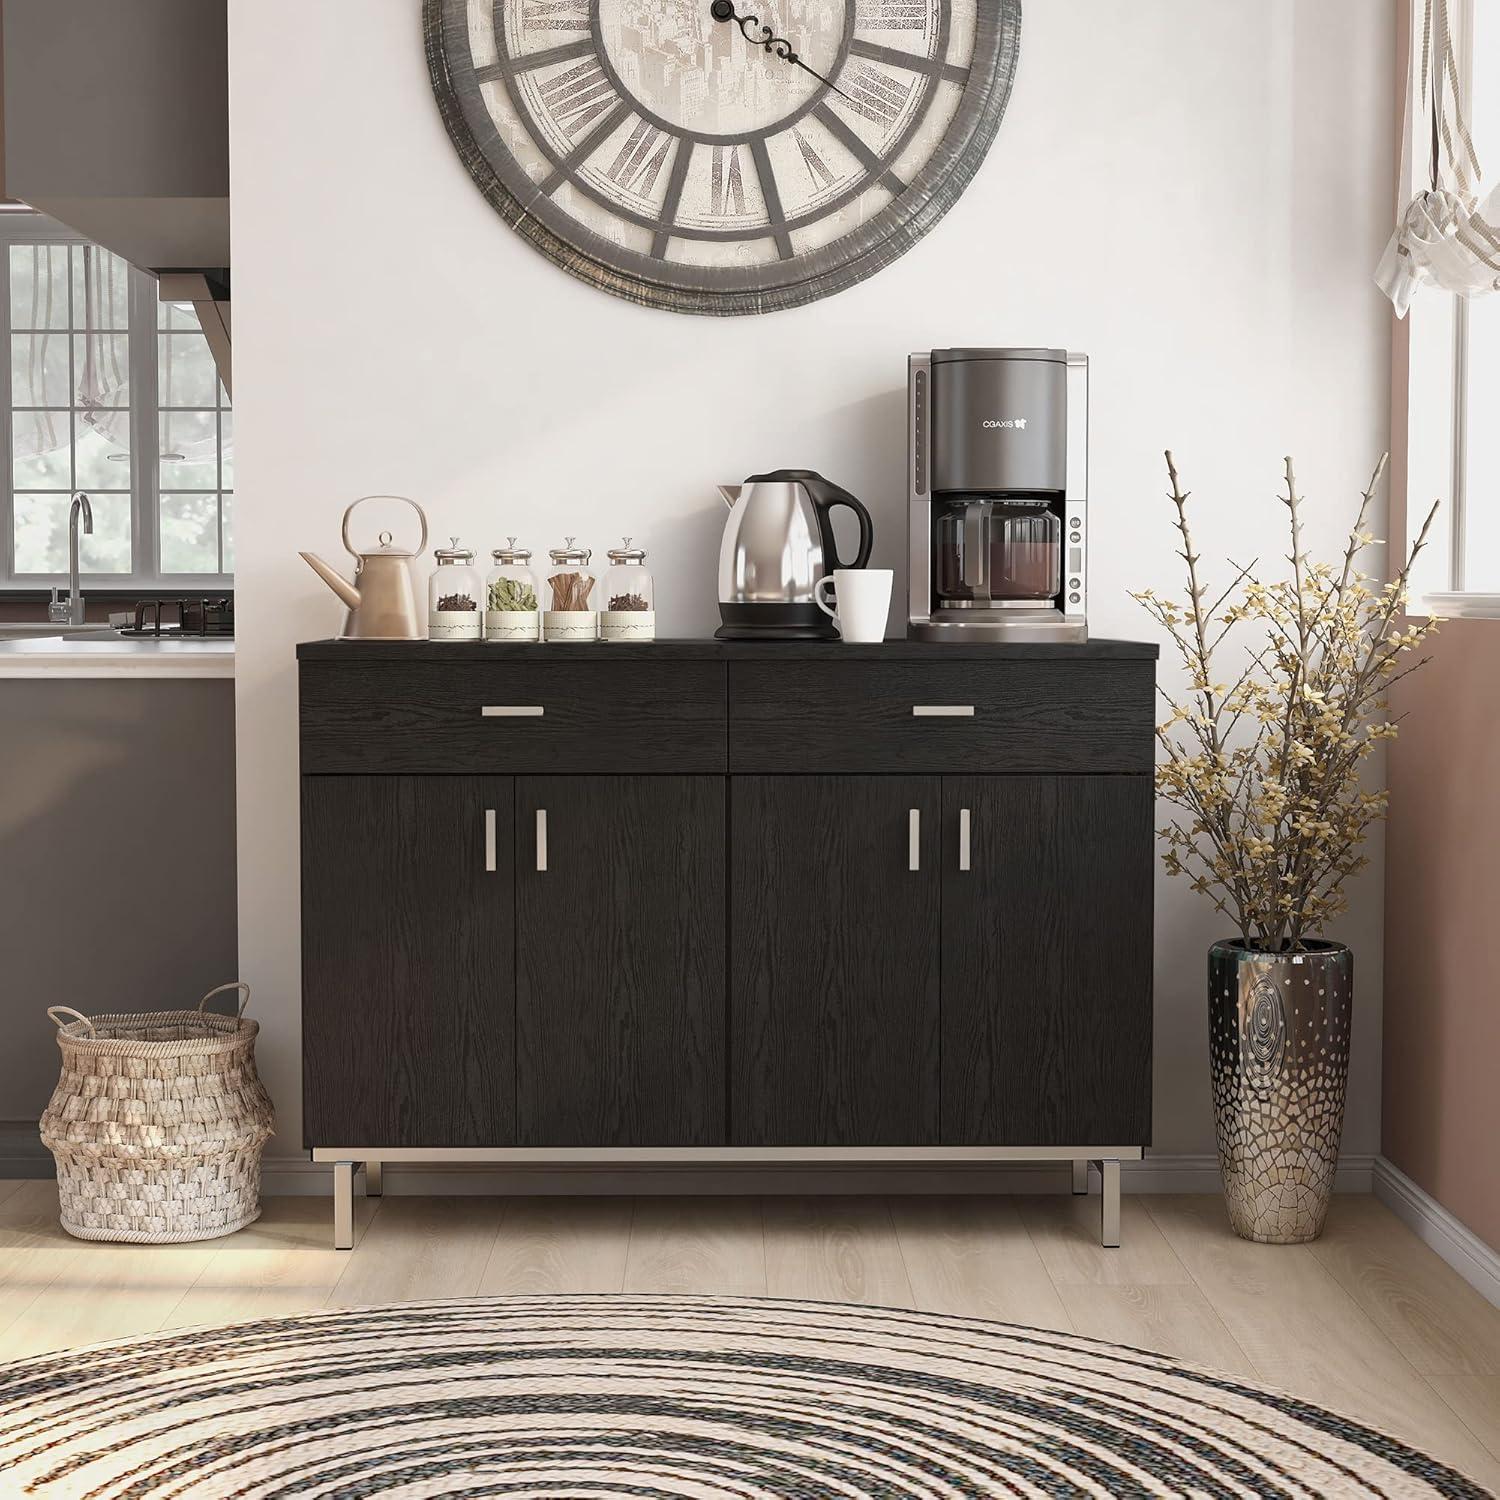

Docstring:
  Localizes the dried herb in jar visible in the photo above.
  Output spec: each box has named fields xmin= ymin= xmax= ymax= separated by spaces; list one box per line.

xmin=488 ymin=578 xmax=537 ymax=612
xmin=608 ymin=592 xmax=649 ymax=612
xmin=436 ymin=592 xmax=477 ymax=612
xmin=548 ymin=572 xmax=595 ymax=611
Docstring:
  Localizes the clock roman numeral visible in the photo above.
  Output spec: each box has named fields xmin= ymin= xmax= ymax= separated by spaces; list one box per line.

xmin=793 ymin=128 xmax=838 ymax=192
xmin=748 ymin=139 xmax=794 ymax=260
xmin=857 ymin=0 xmax=927 ymax=28
xmin=838 ymin=61 xmax=914 ymax=128
xmin=605 ymin=121 xmax=674 ymax=198
xmin=523 ymin=0 xmax=589 ymax=31
xmin=539 ymin=59 xmax=616 ymax=137
xmin=710 ymin=145 xmax=747 ymax=217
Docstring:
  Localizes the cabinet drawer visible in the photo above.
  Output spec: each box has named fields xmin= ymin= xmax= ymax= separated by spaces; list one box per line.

xmin=301 ymin=660 xmax=727 ymax=774
xmin=729 ymin=660 xmax=1152 ymax=773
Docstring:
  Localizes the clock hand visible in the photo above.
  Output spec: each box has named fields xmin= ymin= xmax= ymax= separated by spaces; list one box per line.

xmin=709 ymin=0 xmax=859 ymax=106
xmin=787 ymin=53 xmax=858 ymax=106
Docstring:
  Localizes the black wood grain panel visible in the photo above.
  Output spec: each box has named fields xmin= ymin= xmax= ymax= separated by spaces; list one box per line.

xmin=729 ymin=660 xmax=1153 ymax=773
xmin=1061 ymin=775 xmax=1154 ymax=1141
xmin=731 ymin=776 xmax=941 ymax=1145
xmin=515 ymin=776 xmax=725 ymax=1145
xmin=300 ymin=660 xmax=726 ymax=774
xmin=301 ymin=775 xmax=514 ymax=1147
xmin=940 ymin=775 xmax=1152 ymax=1145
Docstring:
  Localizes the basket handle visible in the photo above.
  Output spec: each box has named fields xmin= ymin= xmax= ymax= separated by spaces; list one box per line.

xmin=47 ymin=1005 xmax=94 ymax=1035
xmin=197 ymin=982 xmax=252 ymax=1018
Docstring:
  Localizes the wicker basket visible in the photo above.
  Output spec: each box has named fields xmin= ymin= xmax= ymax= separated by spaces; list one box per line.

xmin=40 ymin=983 xmax=275 ymax=1244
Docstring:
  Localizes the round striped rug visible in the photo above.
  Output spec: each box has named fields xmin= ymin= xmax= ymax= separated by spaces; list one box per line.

xmin=0 ymin=1295 xmax=1487 ymax=1497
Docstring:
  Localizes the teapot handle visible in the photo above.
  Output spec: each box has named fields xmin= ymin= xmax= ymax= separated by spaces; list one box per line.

xmin=342 ymin=495 xmax=429 ymax=559
xmin=811 ymin=481 xmax=874 ymax=571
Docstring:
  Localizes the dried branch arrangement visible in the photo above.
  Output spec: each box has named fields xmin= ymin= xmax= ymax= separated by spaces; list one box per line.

xmin=1133 ymin=452 xmax=1439 ymax=950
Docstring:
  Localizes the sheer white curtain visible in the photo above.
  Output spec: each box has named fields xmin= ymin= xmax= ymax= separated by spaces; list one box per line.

xmin=77 ymin=244 xmax=132 ymax=447
xmin=1377 ymin=0 xmax=1500 ymax=316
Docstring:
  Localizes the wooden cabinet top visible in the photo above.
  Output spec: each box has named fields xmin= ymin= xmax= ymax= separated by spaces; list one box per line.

xmin=296 ymin=638 xmax=1159 ymax=663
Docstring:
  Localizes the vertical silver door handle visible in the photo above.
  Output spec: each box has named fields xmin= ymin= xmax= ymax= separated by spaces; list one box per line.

xmin=959 ymin=807 xmax=971 ymax=872
xmin=484 ymin=808 xmax=496 ymax=873
xmin=908 ymin=808 xmax=920 ymax=872
xmin=536 ymin=808 xmax=547 ymax=872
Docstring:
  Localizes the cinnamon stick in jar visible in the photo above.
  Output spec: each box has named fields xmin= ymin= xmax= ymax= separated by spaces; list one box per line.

xmin=548 ymin=572 xmax=595 ymax=610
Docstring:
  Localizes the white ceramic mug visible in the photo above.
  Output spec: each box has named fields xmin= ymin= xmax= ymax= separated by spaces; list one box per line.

xmin=814 ymin=568 xmax=892 ymax=643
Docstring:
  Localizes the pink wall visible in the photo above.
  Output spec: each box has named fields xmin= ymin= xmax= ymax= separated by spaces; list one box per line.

xmin=1383 ymin=619 xmax=1500 ymax=1249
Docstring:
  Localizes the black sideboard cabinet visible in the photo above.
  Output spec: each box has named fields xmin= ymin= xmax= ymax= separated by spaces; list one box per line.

xmin=298 ymin=639 xmax=1158 ymax=1246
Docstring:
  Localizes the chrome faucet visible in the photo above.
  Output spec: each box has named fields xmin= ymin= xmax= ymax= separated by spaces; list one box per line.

xmin=66 ymin=492 xmax=93 ymax=626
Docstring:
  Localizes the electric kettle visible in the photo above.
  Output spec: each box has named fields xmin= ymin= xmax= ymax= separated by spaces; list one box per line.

xmin=715 ymin=469 xmax=874 ymax=640
xmin=300 ymin=494 xmax=429 ymax=640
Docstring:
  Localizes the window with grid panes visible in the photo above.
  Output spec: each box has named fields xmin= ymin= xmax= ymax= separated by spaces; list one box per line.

xmin=2 ymin=213 xmax=232 ymax=587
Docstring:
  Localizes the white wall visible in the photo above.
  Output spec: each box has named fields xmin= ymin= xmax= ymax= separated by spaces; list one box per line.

xmin=230 ymin=0 xmax=1395 ymax=1169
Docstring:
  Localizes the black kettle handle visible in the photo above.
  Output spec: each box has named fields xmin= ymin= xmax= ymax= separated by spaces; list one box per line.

xmin=811 ymin=480 xmax=875 ymax=570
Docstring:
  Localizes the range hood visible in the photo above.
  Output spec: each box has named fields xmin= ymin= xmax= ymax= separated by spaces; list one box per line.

xmin=1 ymin=0 xmax=230 ymax=391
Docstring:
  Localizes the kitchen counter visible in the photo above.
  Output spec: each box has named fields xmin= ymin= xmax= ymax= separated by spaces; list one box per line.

xmin=297 ymin=637 xmax=1159 ymax=662
xmin=0 ymin=636 xmax=235 ymax=678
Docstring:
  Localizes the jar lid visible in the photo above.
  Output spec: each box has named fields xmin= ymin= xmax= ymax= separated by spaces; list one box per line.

xmin=607 ymin=535 xmax=647 ymax=564
xmin=549 ymin=535 xmax=592 ymax=565
xmin=434 ymin=536 xmax=475 ymax=564
xmin=491 ymin=535 xmax=531 ymax=564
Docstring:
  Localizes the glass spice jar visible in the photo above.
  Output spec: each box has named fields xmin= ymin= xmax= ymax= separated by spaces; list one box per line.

xmin=428 ymin=537 xmax=482 ymax=641
xmin=600 ymin=536 xmax=655 ymax=642
xmin=485 ymin=537 xmax=540 ymax=643
xmin=543 ymin=536 xmax=597 ymax=642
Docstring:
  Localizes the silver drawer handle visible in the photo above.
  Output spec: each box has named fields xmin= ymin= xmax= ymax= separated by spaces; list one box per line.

xmin=959 ymin=807 xmax=971 ymax=872
xmin=536 ymin=808 xmax=548 ymax=872
xmin=482 ymin=705 xmax=544 ymax=717
xmin=484 ymin=808 xmax=497 ymax=873
xmin=909 ymin=808 xmax=921 ymax=872
xmin=912 ymin=705 xmax=974 ymax=717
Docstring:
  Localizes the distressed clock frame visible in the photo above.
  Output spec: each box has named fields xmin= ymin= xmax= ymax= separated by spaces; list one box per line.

xmin=424 ymin=0 xmax=1022 ymax=315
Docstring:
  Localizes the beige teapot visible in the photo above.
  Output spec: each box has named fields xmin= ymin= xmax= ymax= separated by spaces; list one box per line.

xmin=301 ymin=495 xmax=429 ymax=640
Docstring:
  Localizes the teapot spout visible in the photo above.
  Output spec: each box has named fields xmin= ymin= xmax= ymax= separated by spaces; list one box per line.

xmin=300 ymin=551 xmax=361 ymax=611
xmin=717 ymin=485 xmax=743 ymax=509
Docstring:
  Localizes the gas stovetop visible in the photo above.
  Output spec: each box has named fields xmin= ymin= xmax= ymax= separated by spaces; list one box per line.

xmin=112 ymin=597 xmax=234 ymax=639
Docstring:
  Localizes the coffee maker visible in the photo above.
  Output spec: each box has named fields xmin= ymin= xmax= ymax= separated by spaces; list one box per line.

xmin=907 ymin=348 xmax=1087 ymax=643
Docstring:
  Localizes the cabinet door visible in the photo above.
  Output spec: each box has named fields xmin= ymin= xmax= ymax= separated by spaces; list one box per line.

xmin=515 ymin=776 xmax=725 ymax=1146
xmin=301 ymin=775 xmax=515 ymax=1147
xmin=941 ymin=775 xmax=1153 ymax=1145
xmin=731 ymin=776 xmax=941 ymax=1146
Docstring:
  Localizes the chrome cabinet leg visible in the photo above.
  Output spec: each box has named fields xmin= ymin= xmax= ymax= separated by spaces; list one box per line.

xmin=1095 ymin=1159 xmax=1121 ymax=1248
xmin=333 ymin=1160 xmax=356 ymax=1250
xmin=365 ymin=1159 xmax=383 ymax=1197
xmin=1071 ymin=1159 xmax=1089 ymax=1195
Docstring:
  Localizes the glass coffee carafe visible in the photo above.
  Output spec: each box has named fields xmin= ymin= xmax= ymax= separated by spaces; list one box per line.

xmin=933 ymin=496 xmax=1062 ymax=608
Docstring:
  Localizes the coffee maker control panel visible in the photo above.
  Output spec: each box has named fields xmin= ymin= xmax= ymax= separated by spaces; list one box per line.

xmin=912 ymin=366 xmax=928 ymax=497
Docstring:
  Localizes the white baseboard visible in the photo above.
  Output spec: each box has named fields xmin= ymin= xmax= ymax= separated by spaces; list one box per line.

xmin=257 ymin=1152 xmax=1376 ymax=1198
xmin=1373 ymin=1155 xmax=1500 ymax=1310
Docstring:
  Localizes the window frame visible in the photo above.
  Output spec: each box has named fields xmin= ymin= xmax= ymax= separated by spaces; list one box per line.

xmin=1398 ymin=0 xmax=1499 ymax=615
xmin=0 ymin=211 xmax=233 ymax=592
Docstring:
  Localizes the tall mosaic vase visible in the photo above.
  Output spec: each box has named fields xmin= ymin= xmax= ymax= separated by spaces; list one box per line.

xmin=1208 ymin=939 xmax=1353 ymax=1244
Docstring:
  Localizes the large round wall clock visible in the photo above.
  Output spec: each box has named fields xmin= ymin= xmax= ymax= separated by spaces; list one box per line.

xmin=424 ymin=0 xmax=1021 ymax=314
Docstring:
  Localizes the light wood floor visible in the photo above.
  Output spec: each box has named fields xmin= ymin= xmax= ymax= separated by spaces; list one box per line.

xmin=2 ymin=1181 xmax=1498 ymax=1488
